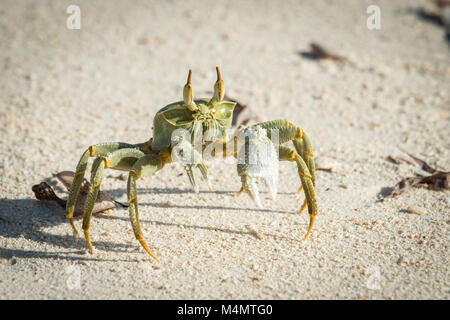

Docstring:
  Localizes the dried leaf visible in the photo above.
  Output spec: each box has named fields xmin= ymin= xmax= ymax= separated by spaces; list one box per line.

xmin=107 ymin=173 xmax=127 ymax=181
xmin=419 ymin=171 xmax=450 ymax=190
xmin=32 ymin=171 xmax=116 ymax=217
xmin=381 ymin=153 xmax=449 ymax=199
xmin=385 ymin=155 xmax=415 ymax=165
xmin=32 ymin=182 xmax=66 ymax=208
xmin=224 ymin=95 xmax=262 ymax=127
xmin=415 ymin=1 xmax=450 ymax=43
xmin=299 ymin=43 xmax=347 ymax=62
xmin=386 ymin=156 xmax=402 ymax=165
xmin=405 ymin=152 xmax=438 ymax=173
xmin=416 ymin=8 xmax=444 ymax=26
xmin=434 ymin=0 xmax=450 ymax=9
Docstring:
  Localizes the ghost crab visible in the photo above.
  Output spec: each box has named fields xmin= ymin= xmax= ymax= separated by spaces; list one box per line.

xmin=66 ymin=67 xmax=317 ymax=261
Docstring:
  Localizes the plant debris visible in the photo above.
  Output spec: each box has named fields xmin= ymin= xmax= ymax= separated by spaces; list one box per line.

xmin=32 ymin=182 xmax=66 ymax=208
xmin=405 ymin=206 xmax=426 ymax=216
xmin=299 ymin=42 xmax=347 ymax=62
xmin=32 ymin=171 xmax=116 ymax=217
xmin=316 ymin=167 xmax=333 ymax=173
xmin=382 ymin=153 xmax=449 ymax=199
xmin=385 ymin=155 xmax=416 ymax=165
xmin=224 ymin=95 xmax=261 ymax=127
xmin=416 ymin=8 xmax=445 ymax=26
xmin=107 ymin=173 xmax=127 ymax=181
xmin=245 ymin=224 xmax=262 ymax=240
xmin=415 ymin=0 xmax=450 ymax=41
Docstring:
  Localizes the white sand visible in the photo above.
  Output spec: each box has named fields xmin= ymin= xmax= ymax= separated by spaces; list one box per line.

xmin=0 ymin=0 xmax=449 ymax=299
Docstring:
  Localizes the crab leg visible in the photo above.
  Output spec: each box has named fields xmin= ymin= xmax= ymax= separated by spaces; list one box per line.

xmin=127 ymin=154 xmax=166 ymax=261
xmin=82 ymin=157 xmax=104 ymax=252
xmin=278 ymin=146 xmax=317 ymax=240
xmin=65 ymin=142 xmax=137 ymax=236
xmin=80 ymin=148 xmax=145 ymax=253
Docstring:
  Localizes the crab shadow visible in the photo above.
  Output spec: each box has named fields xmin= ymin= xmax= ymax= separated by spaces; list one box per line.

xmin=108 ymin=187 xmax=297 ymax=215
xmin=0 ymin=198 xmax=134 ymax=262
xmin=108 ymin=186 xmax=297 ymax=198
xmin=99 ymin=214 xmax=305 ymax=244
xmin=0 ymin=187 xmax=304 ymax=261
xmin=105 ymin=187 xmax=305 ymax=242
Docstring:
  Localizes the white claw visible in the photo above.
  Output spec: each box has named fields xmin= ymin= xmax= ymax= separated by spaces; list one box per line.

xmin=247 ymin=178 xmax=262 ymax=208
xmin=172 ymin=137 xmax=207 ymax=193
xmin=237 ymin=127 xmax=278 ymax=207
xmin=263 ymin=174 xmax=278 ymax=200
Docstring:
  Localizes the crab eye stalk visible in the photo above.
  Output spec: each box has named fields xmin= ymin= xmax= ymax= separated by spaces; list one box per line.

xmin=211 ymin=66 xmax=225 ymax=104
xmin=183 ymin=69 xmax=198 ymax=111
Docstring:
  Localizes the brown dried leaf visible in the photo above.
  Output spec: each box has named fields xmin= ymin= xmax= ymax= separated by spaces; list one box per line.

xmin=32 ymin=182 xmax=66 ymax=208
xmin=385 ymin=155 xmax=415 ymax=165
xmin=416 ymin=8 xmax=444 ymax=26
xmin=107 ymin=173 xmax=127 ymax=181
xmin=405 ymin=153 xmax=438 ymax=174
xmin=382 ymin=153 xmax=449 ymax=199
xmin=32 ymin=171 xmax=116 ymax=217
xmin=434 ymin=0 xmax=450 ymax=8
xmin=419 ymin=171 xmax=450 ymax=190
xmin=225 ymin=95 xmax=262 ymax=127
xmin=386 ymin=156 xmax=402 ymax=165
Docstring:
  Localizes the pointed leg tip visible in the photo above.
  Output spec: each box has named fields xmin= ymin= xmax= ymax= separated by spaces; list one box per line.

xmin=303 ymin=214 xmax=316 ymax=240
xmin=72 ymin=230 xmax=80 ymax=238
xmin=298 ymin=199 xmax=307 ymax=215
xmin=69 ymin=219 xmax=80 ymax=237
xmin=83 ymin=229 xmax=95 ymax=253
xmin=138 ymin=238 xmax=159 ymax=261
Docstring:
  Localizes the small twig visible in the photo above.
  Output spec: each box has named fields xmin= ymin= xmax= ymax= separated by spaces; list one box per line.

xmin=245 ymin=225 xmax=262 ymax=240
xmin=316 ymin=167 xmax=333 ymax=173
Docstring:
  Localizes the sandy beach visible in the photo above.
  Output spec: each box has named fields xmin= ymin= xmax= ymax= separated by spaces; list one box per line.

xmin=0 ymin=0 xmax=449 ymax=299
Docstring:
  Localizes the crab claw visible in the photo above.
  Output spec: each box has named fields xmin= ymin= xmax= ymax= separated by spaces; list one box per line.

xmin=171 ymin=137 xmax=211 ymax=193
xmin=237 ymin=127 xmax=278 ymax=207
